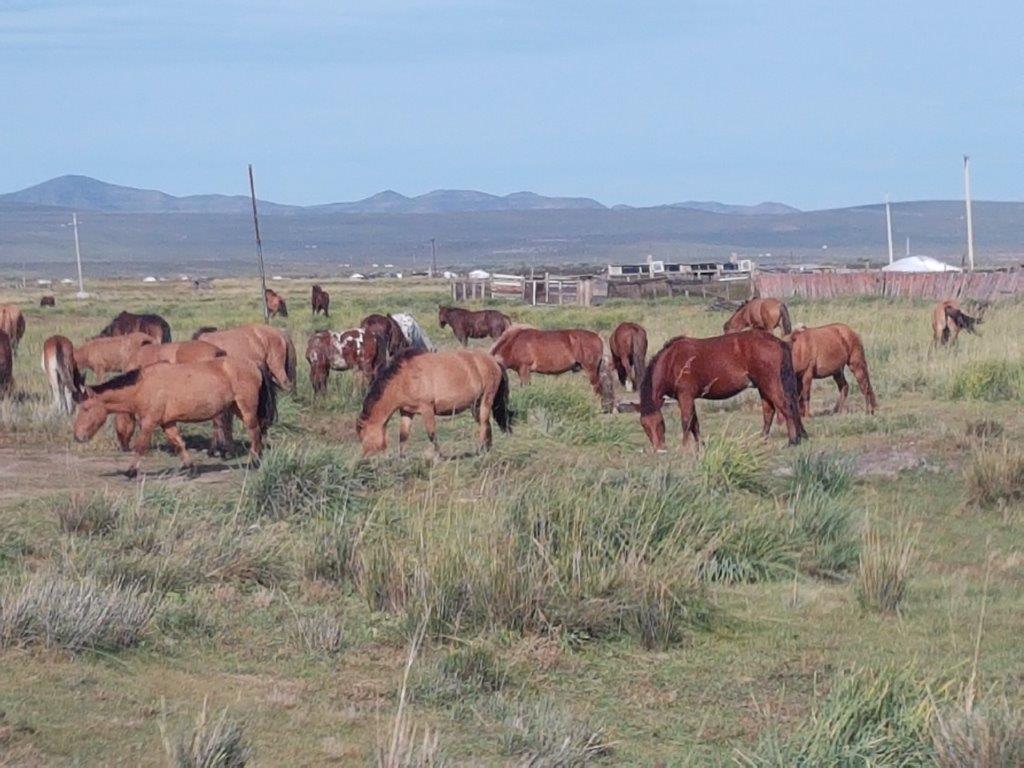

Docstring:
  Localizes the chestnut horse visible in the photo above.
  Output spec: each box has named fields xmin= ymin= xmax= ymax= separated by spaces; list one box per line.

xmin=73 ymin=359 xmax=277 ymax=477
xmin=0 ymin=305 xmax=26 ymax=355
xmin=41 ymin=335 xmax=83 ymax=413
xmin=357 ymin=348 xmax=511 ymax=457
xmin=193 ymin=324 xmax=297 ymax=392
xmin=265 ymin=289 xmax=288 ymax=317
xmin=490 ymin=327 xmax=614 ymax=411
xmin=723 ymin=298 xmax=792 ymax=335
xmin=609 ymin=322 xmax=648 ymax=392
xmin=40 ymin=295 xmax=56 ymax=308
xmin=789 ymin=324 xmax=877 ymax=416
xmin=306 ymin=328 xmax=387 ymax=394
xmin=438 ymin=306 xmax=511 ymax=345
xmin=98 ymin=311 xmax=172 ymax=343
xmin=360 ymin=314 xmax=407 ymax=358
xmin=74 ymin=332 xmax=156 ymax=378
xmin=639 ymin=330 xmax=807 ymax=450
xmin=932 ymin=300 xmax=984 ymax=346
xmin=311 ymin=284 xmax=330 ymax=316
xmin=0 ymin=331 xmax=12 ymax=396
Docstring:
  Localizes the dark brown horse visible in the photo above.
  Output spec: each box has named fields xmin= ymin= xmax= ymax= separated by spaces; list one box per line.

xmin=0 ymin=305 xmax=26 ymax=355
xmin=789 ymin=324 xmax=877 ymax=416
xmin=490 ymin=326 xmax=614 ymax=411
xmin=99 ymin=311 xmax=172 ymax=343
xmin=932 ymin=299 xmax=984 ymax=346
xmin=438 ymin=306 xmax=511 ymax=345
xmin=306 ymin=328 xmax=387 ymax=394
xmin=42 ymin=335 xmax=83 ymax=413
xmin=265 ymin=289 xmax=288 ymax=318
xmin=0 ymin=331 xmax=12 ymax=396
xmin=609 ymin=322 xmax=648 ymax=392
xmin=639 ymin=330 xmax=807 ymax=450
xmin=311 ymin=284 xmax=330 ymax=316
xmin=40 ymin=295 xmax=56 ymax=308
xmin=360 ymin=314 xmax=407 ymax=358
xmin=723 ymin=298 xmax=792 ymax=335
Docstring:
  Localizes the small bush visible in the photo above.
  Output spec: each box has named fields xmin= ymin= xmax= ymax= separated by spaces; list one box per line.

xmin=856 ymin=517 xmax=917 ymax=615
xmin=932 ymin=699 xmax=1024 ymax=768
xmin=494 ymin=696 xmax=614 ymax=766
xmin=950 ymin=361 xmax=1024 ymax=402
xmin=163 ymin=700 xmax=251 ymax=768
xmin=964 ymin=443 xmax=1024 ymax=509
xmin=57 ymin=493 xmax=121 ymax=536
xmin=790 ymin=452 xmax=853 ymax=497
xmin=697 ymin=434 xmax=768 ymax=494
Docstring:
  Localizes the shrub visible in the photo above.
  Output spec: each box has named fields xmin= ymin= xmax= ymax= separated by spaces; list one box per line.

xmin=964 ymin=443 xmax=1024 ymax=509
xmin=493 ymin=696 xmax=614 ymax=766
xmin=856 ymin=517 xmax=917 ymax=615
xmin=789 ymin=452 xmax=853 ymax=497
xmin=163 ymin=700 xmax=251 ymax=768
xmin=932 ymin=699 xmax=1024 ymax=768
xmin=56 ymin=493 xmax=121 ymax=536
xmin=950 ymin=361 xmax=1024 ymax=402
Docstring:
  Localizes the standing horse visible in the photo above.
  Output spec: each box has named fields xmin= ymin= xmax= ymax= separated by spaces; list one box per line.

xmin=360 ymin=314 xmax=408 ymax=358
xmin=193 ymin=324 xmax=297 ymax=392
xmin=311 ymin=285 xmax=330 ymax=316
xmin=0 ymin=331 xmax=12 ymax=396
xmin=74 ymin=333 xmax=156 ymax=378
xmin=723 ymin=298 xmax=792 ymax=335
xmin=306 ymin=328 xmax=387 ymax=394
xmin=41 ymin=335 xmax=83 ymax=413
xmin=72 ymin=359 xmax=277 ymax=478
xmin=932 ymin=300 xmax=984 ymax=346
xmin=609 ymin=322 xmax=648 ymax=392
xmin=639 ymin=330 xmax=807 ymax=450
xmin=265 ymin=289 xmax=288 ymax=317
xmin=438 ymin=306 xmax=511 ymax=346
xmin=490 ymin=327 xmax=614 ymax=411
xmin=357 ymin=349 xmax=511 ymax=457
xmin=0 ymin=305 xmax=26 ymax=355
xmin=789 ymin=324 xmax=877 ymax=416
xmin=98 ymin=311 xmax=172 ymax=343
xmin=40 ymin=295 xmax=56 ymax=308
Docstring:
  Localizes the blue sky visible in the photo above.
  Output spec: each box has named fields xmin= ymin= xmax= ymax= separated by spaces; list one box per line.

xmin=1 ymin=1 xmax=1021 ymax=209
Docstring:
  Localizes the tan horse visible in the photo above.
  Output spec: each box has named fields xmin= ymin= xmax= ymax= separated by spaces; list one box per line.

xmin=193 ymin=324 xmax=297 ymax=392
xmin=74 ymin=332 xmax=156 ymax=378
xmin=723 ymin=298 xmax=792 ymax=335
xmin=609 ymin=322 xmax=648 ymax=392
xmin=73 ymin=359 xmax=277 ymax=477
xmin=127 ymin=339 xmax=225 ymax=369
xmin=789 ymin=324 xmax=877 ymax=416
xmin=41 ymin=335 xmax=83 ymax=413
xmin=932 ymin=300 xmax=984 ymax=346
xmin=0 ymin=305 xmax=26 ymax=355
xmin=265 ymin=289 xmax=288 ymax=317
xmin=357 ymin=349 xmax=512 ymax=457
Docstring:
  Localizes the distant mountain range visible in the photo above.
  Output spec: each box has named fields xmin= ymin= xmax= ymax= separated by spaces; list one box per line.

xmin=0 ymin=175 xmax=797 ymax=216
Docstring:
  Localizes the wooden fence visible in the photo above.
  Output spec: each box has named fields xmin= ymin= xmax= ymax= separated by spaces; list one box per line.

xmin=450 ymin=274 xmax=597 ymax=306
xmin=754 ymin=270 xmax=1024 ymax=302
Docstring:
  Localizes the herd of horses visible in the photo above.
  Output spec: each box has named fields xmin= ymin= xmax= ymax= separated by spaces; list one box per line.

xmin=0 ymin=290 xmax=986 ymax=476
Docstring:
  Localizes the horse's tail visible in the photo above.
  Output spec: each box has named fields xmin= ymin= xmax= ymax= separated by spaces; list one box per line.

xmin=779 ymin=340 xmax=807 ymax=440
xmin=257 ymin=364 xmax=278 ymax=433
xmin=158 ymin=318 xmax=172 ymax=343
xmin=284 ymin=333 xmax=297 ymax=392
xmin=779 ymin=302 xmax=793 ymax=335
xmin=492 ymin=367 xmax=513 ymax=433
xmin=946 ymin=305 xmax=979 ymax=335
xmin=631 ymin=332 xmax=648 ymax=393
xmin=278 ymin=298 xmax=288 ymax=318
xmin=639 ymin=344 xmax=667 ymax=416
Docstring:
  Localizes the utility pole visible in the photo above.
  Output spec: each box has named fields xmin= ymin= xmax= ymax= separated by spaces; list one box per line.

xmin=430 ymin=238 xmax=437 ymax=278
xmin=905 ymin=237 xmax=910 ymax=257
xmin=963 ymin=155 xmax=975 ymax=271
xmin=884 ymin=196 xmax=894 ymax=266
xmin=72 ymin=212 xmax=87 ymax=298
xmin=248 ymin=164 xmax=270 ymax=322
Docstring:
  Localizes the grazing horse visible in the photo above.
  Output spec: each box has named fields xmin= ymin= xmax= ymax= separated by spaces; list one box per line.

xmin=789 ymin=324 xmax=877 ymax=416
xmin=357 ymin=349 xmax=511 ymax=457
xmin=74 ymin=332 xmax=156 ymax=378
xmin=490 ymin=327 xmax=614 ymax=411
xmin=98 ymin=311 xmax=172 ymax=343
xmin=311 ymin=285 xmax=330 ymax=316
xmin=0 ymin=331 xmax=12 ymax=396
xmin=932 ymin=300 xmax=984 ymax=346
xmin=0 ymin=305 xmax=26 ymax=355
xmin=609 ymin=322 xmax=648 ymax=392
xmin=40 ymin=295 xmax=56 ymax=308
xmin=306 ymin=328 xmax=387 ymax=394
xmin=723 ymin=298 xmax=792 ymax=335
xmin=265 ymin=289 xmax=288 ymax=317
xmin=360 ymin=314 xmax=408 ymax=358
xmin=438 ymin=306 xmax=511 ymax=346
xmin=73 ymin=359 xmax=277 ymax=478
xmin=41 ymin=335 xmax=83 ymax=413
xmin=193 ymin=324 xmax=297 ymax=392
xmin=639 ymin=330 xmax=807 ymax=450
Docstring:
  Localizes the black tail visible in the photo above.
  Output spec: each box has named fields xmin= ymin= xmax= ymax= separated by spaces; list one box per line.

xmin=257 ymin=364 xmax=278 ymax=433
xmin=779 ymin=341 xmax=807 ymax=440
xmin=779 ymin=303 xmax=793 ymax=335
xmin=631 ymin=335 xmax=647 ymax=392
xmin=492 ymin=367 xmax=513 ymax=433
xmin=278 ymin=300 xmax=288 ymax=318
xmin=158 ymin=318 xmax=172 ymax=343
xmin=284 ymin=334 xmax=297 ymax=392
xmin=638 ymin=345 xmax=667 ymax=416
xmin=946 ymin=306 xmax=979 ymax=335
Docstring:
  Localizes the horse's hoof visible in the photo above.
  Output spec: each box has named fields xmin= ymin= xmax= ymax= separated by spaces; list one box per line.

xmin=125 ymin=467 xmax=138 ymax=479
xmin=183 ymin=464 xmax=199 ymax=478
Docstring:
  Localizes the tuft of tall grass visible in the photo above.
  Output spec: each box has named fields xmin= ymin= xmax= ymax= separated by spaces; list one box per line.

xmin=789 ymin=451 xmax=853 ymax=497
xmin=932 ymin=698 xmax=1024 ymax=768
xmin=963 ymin=442 xmax=1024 ymax=509
xmin=698 ymin=514 xmax=795 ymax=585
xmin=856 ymin=516 xmax=918 ymax=615
xmin=242 ymin=443 xmax=363 ymax=520
xmin=293 ymin=611 xmax=346 ymax=656
xmin=162 ymin=699 xmax=251 ymax=768
xmin=789 ymin=488 xmax=860 ymax=579
xmin=492 ymin=695 xmax=615 ymax=766
xmin=411 ymin=644 xmax=508 ymax=704
xmin=950 ymin=361 xmax=1024 ymax=402
xmin=56 ymin=492 xmax=121 ymax=536
xmin=697 ymin=434 xmax=768 ymax=494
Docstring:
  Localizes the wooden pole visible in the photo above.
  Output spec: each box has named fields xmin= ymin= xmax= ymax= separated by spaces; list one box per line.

xmin=885 ymin=196 xmax=894 ymax=265
xmin=72 ymin=212 xmax=86 ymax=298
xmin=963 ymin=155 xmax=975 ymax=271
xmin=430 ymin=238 xmax=437 ymax=278
xmin=248 ymin=165 xmax=270 ymax=323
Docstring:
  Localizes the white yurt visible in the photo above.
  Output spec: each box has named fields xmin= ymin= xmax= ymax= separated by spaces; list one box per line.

xmin=882 ymin=256 xmax=961 ymax=273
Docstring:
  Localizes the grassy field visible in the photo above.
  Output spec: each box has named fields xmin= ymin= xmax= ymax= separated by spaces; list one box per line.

xmin=1 ymin=277 xmax=1022 ymax=766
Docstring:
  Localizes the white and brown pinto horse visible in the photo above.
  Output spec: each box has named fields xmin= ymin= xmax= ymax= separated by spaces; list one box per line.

xmin=306 ymin=328 xmax=387 ymax=394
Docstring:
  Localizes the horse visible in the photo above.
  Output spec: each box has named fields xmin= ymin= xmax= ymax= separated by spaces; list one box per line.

xmin=126 ymin=339 xmax=225 ymax=369
xmin=40 ymin=295 xmax=56 ymax=308
xmin=723 ymin=298 xmax=792 ymax=335
xmin=639 ymin=330 xmax=807 ymax=450
xmin=609 ymin=322 xmax=648 ymax=392
xmin=98 ymin=311 xmax=172 ymax=343
xmin=265 ymin=289 xmax=288 ymax=318
xmin=438 ymin=306 xmax=511 ymax=346
xmin=490 ymin=327 xmax=614 ymax=412
xmin=41 ymin=335 xmax=83 ymax=413
xmin=0 ymin=331 xmax=12 ymax=397
xmin=72 ymin=359 xmax=277 ymax=478
xmin=789 ymin=324 xmax=877 ymax=416
xmin=360 ymin=314 xmax=408 ymax=358
xmin=932 ymin=300 xmax=984 ymax=346
xmin=357 ymin=349 xmax=512 ymax=457
xmin=0 ymin=305 xmax=26 ymax=355
xmin=74 ymin=332 xmax=156 ymax=378
xmin=306 ymin=328 xmax=387 ymax=394
xmin=193 ymin=324 xmax=297 ymax=392
xmin=391 ymin=313 xmax=436 ymax=352
xmin=311 ymin=285 xmax=330 ymax=316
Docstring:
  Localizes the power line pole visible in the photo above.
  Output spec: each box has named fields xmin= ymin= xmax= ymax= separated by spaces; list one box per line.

xmin=72 ymin=212 xmax=87 ymax=298
xmin=248 ymin=164 xmax=270 ymax=323
xmin=430 ymin=238 xmax=437 ymax=278
xmin=884 ymin=196 xmax=894 ymax=265
xmin=963 ymin=155 xmax=975 ymax=271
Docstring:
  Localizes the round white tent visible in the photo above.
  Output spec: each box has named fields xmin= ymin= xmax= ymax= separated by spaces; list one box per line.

xmin=882 ymin=256 xmax=961 ymax=273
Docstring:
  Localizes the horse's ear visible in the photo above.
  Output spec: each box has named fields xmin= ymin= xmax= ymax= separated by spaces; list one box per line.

xmin=72 ymin=386 xmax=94 ymax=404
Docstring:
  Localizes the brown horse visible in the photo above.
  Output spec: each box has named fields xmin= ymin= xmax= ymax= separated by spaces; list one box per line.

xmin=609 ymin=322 xmax=648 ymax=392
xmin=40 ymin=295 xmax=56 ymax=308
xmin=639 ymin=330 xmax=807 ymax=450
xmin=306 ymin=328 xmax=387 ymax=394
xmin=126 ymin=339 xmax=225 ymax=369
xmin=438 ymin=306 xmax=511 ymax=345
xmin=193 ymin=324 xmax=297 ymax=392
xmin=0 ymin=331 xmax=12 ymax=396
xmin=932 ymin=300 xmax=984 ymax=346
xmin=360 ymin=314 xmax=407 ymax=358
xmin=74 ymin=332 xmax=156 ymax=378
xmin=41 ymin=335 xmax=83 ymax=413
xmin=73 ymin=359 xmax=277 ymax=477
xmin=265 ymin=289 xmax=288 ymax=318
xmin=357 ymin=349 xmax=511 ymax=457
xmin=723 ymin=298 xmax=792 ymax=335
xmin=98 ymin=311 xmax=172 ymax=343
xmin=0 ymin=305 xmax=26 ymax=355
xmin=789 ymin=324 xmax=877 ymax=416
xmin=311 ymin=285 xmax=330 ymax=316
xmin=490 ymin=327 xmax=614 ymax=411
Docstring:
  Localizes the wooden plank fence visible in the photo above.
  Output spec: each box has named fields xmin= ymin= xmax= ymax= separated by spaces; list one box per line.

xmin=754 ymin=270 xmax=1024 ymax=302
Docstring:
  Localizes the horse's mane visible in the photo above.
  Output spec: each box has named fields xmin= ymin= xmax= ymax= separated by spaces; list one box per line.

xmin=660 ymin=333 xmax=688 ymax=350
xmin=89 ymin=368 xmax=142 ymax=394
xmin=639 ymin=341 xmax=672 ymax=416
xmin=358 ymin=348 xmax=428 ymax=423
xmin=192 ymin=326 xmax=218 ymax=339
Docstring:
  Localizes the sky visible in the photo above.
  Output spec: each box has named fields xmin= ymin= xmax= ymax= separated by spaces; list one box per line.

xmin=1 ymin=1 xmax=1021 ymax=209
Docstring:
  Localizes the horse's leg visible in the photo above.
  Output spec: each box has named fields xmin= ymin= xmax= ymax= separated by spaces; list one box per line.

xmin=678 ymin=397 xmax=697 ymax=452
xmin=163 ymin=423 xmax=195 ymax=476
xmin=114 ymin=413 xmax=136 ymax=452
xmin=420 ymin=407 xmax=440 ymax=460
xmin=398 ymin=412 xmax=413 ymax=454
xmin=689 ymin=405 xmax=701 ymax=448
xmin=127 ymin=419 xmax=157 ymax=479
xmin=236 ymin=399 xmax=262 ymax=465
xmin=760 ymin=397 xmax=776 ymax=438
xmin=517 ymin=365 xmax=531 ymax=385
xmin=801 ymin=369 xmax=814 ymax=417
xmin=832 ymin=370 xmax=849 ymax=413
xmin=477 ymin=396 xmax=493 ymax=451
xmin=458 ymin=329 xmax=468 ymax=347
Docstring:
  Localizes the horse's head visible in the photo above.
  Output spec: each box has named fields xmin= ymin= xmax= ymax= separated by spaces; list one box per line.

xmin=71 ymin=392 xmax=107 ymax=443
xmin=330 ymin=329 xmax=364 ymax=369
xmin=356 ymin=414 xmax=386 ymax=456
xmin=722 ymin=304 xmax=747 ymax=333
